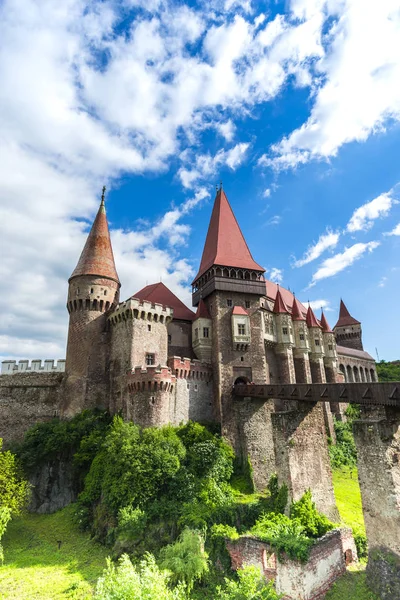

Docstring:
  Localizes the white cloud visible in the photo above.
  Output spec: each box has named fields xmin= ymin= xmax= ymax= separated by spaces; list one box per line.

xmin=262 ymin=0 xmax=400 ymax=170
xmin=347 ymin=192 xmax=397 ymax=232
xmin=269 ymin=268 xmax=283 ymax=283
xmin=266 ymin=215 xmax=281 ymax=226
xmin=311 ymin=241 xmax=380 ymax=284
xmin=294 ymin=229 xmax=340 ymax=267
xmin=378 ymin=276 xmax=387 ymax=288
xmin=263 ymin=188 xmax=271 ymax=198
xmin=301 ymin=299 xmax=332 ymax=312
xmin=217 ymin=120 xmax=236 ymax=142
xmin=385 ymin=222 xmax=400 ymax=236
xmin=178 ymin=143 xmax=250 ymax=188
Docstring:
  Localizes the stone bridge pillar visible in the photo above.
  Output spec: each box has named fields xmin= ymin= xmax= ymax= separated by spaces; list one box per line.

xmin=353 ymin=405 xmax=400 ymax=599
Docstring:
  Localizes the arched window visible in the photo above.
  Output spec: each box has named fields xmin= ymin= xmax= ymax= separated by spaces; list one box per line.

xmin=353 ymin=366 xmax=360 ymax=382
xmin=370 ymin=369 xmax=376 ymax=382
xmin=346 ymin=365 xmax=353 ymax=382
xmin=339 ymin=364 xmax=346 ymax=381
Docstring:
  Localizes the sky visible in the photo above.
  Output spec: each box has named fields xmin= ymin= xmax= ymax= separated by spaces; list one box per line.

xmin=1 ymin=0 xmax=399 ymax=363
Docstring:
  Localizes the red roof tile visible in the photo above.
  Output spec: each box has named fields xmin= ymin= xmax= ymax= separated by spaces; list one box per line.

xmin=232 ymin=306 xmax=248 ymax=315
xmin=336 ymin=345 xmax=374 ymax=361
xmin=133 ymin=282 xmax=196 ymax=321
xmin=272 ymin=288 xmax=289 ymax=314
xmin=193 ymin=189 xmax=265 ymax=282
xmin=265 ymin=281 xmax=307 ymax=318
xmin=334 ymin=300 xmax=361 ymax=328
xmin=70 ymin=197 xmax=120 ymax=283
xmin=291 ymin=296 xmax=306 ymax=321
xmin=320 ymin=310 xmax=333 ymax=333
xmin=195 ymin=299 xmax=211 ymax=319
xmin=306 ymin=305 xmax=321 ymax=328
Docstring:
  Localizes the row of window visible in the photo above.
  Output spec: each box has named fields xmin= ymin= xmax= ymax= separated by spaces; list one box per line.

xmin=194 ymin=327 xmax=210 ymax=339
xmin=187 ymin=383 xmax=199 ymax=391
xmin=75 ymin=287 xmax=108 ymax=296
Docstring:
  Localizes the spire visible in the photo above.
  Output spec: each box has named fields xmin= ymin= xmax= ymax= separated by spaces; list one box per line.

xmin=306 ymin=305 xmax=321 ymax=328
xmin=195 ymin=298 xmax=211 ymax=319
xmin=273 ymin=287 xmax=290 ymax=314
xmin=193 ymin=188 xmax=264 ymax=282
xmin=320 ymin=309 xmax=333 ymax=333
xmin=334 ymin=299 xmax=361 ymax=328
xmin=291 ymin=296 xmax=306 ymax=321
xmin=69 ymin=190 xmax=120 ymax=284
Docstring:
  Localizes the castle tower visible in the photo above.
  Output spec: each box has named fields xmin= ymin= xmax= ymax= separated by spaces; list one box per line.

xmin=192 ymin=299 xmax=212 ymax=363
xmin=306 ymin=305 xmax=326 ymax=383
xmin=192 ymin=186 xmax=274 ymax=488
xmin=321 ymin=310 xmax=338 ymax=383
xmin=272 ymin=289 xmax=295 ymax=384
xmin=63 ymin=189 xmax=121 ymax=415
xmin=291 ymin=296 xmax=312 ymax=383
xmin=333 ymin=299 xmax=363 ymax=351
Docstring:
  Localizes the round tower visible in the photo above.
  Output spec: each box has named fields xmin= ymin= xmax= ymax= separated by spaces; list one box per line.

xmin=63 ymin=188 xmax=121 ymax=416
xmin=333 ymin=299 xmax=363 ymax=351
xmin=272 ymin=288 xmax=296 ymax=384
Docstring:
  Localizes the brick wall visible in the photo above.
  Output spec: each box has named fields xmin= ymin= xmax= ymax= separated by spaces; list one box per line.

xmin=0 ymin=372 xmax=63 ymax=445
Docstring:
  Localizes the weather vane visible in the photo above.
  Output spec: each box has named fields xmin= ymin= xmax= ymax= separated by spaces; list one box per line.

xmin=101 ymin=185 xmax=106 ymax=203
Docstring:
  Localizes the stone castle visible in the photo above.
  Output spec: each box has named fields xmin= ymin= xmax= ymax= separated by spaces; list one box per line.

xmin=1 ymin=186 xmax=377 ymax=515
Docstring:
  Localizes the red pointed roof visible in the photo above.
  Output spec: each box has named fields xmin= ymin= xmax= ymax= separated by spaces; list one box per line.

xmin=265 ymin=281 xmax=307 ymax=316
xmin=320 ymin=310 xmax=333 ymax=333
xmin=193 ymin=188 xmax=264 ymax=282
xmin=195 ymin=299 xmax=211 ymax=319
xmin=273 ymin=288 xmax=289 ymax=314
xmin=133 ymin=282 xmax=195 ymax=321
xmin=232 ymin=306 xmax=248 ymax=316
xmin=291 ymin=296 xmax=306 ymax=321
xmin=334 ymin=300 xmax=361 ymax=328
xmin=70 ymin=197 xmax=120 ymax=284
xmin=306 ymin=305 xmax=321 ymax=328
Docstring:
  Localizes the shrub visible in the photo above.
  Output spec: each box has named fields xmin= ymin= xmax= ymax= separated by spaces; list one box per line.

xmin=159 ymin=528 xmax=209 ymax=591
xmin=353 ymin=527 xmax=368 ymax=559
xmin=329 ymin=419 xmax=357 ymax=470
xmin=216 ymin=565 xmax=282 ymax=600
xmin=251 ymin=512 xmax=312 ymax=563
xmin=95 ymin=553 xmax=186 ymax=600
xmin=290 ymin=490 xmax=334 ymax=538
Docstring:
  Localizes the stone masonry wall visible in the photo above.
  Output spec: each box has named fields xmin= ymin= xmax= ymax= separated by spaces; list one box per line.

xmin=0 ymin=372 xmax=63 ymax=445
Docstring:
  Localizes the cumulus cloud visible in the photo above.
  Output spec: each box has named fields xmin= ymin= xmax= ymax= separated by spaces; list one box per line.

xmin=310 ymin=241 xmax=380 ymax=285
xmin=265 ymin=215 xmax=281 ymax=226
xmin=294 ymin=229 xmax=340 ymax=267
xmin=269 ymin=268 xmax=283 ymax=283
xmin=347 ymin=192 xmax=397 ymax=232
xmin=301 ymin=299 xmax=332 ymax=312
xmin=385 ymin=222 xmax=400 ymax=236
xmin=261 ymin=0 xmax=400 ymax=170
xmin=178 ymin=143 xmax=250 ymax=188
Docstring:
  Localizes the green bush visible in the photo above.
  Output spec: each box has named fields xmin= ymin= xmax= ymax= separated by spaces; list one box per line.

xmin=159 ymin=528 xmax=209 ymax=591
xmin=329 ymin=419 xmax=357 ymax=470
xmin=353 ymin=527 xmax=368 ymax=559
xmin=216 ymin=565 xmax=282 ymax=600
xmin=95 ymin=553 xmax=186 ymax=599
xmin=251 ymin=512 xmax=313 ymax=562
xmin=290 ymin=490 xmax=334 ymax=538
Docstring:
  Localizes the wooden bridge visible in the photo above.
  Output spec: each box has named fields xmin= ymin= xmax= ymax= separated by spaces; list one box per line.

xmin=233 ymin=382 xmax=400 ymax=407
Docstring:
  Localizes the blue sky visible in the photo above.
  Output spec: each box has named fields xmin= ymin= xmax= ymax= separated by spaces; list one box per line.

xmin=0 ymin=0 xmax=399 ymax=362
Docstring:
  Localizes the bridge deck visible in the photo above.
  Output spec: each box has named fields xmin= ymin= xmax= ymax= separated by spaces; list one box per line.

xmin=233 ymin=382 xmax=400 ymax=407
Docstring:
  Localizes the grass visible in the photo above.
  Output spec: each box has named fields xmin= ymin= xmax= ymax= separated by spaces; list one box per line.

xmin=325 ymin=565 xmax=379 ymax=600
xmin=0 ymin=505 xmax=109 ymax=599
xmin=332 ymin=467 xmax=365 ymax=533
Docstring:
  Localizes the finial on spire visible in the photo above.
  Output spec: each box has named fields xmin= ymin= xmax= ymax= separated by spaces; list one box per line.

xmin=101 ymin=185 xmax=106 ymax=206
xmin=220 ymin=180 xmax=223 ymax=190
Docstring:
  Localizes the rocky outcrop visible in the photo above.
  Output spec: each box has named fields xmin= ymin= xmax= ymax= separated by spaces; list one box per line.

xmin=28 ymin=458 xmax=78 ymax=513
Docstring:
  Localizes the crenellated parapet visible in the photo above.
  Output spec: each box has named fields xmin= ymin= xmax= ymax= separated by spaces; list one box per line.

xmin=168 ymin=356 xmax=213 ymax=382
xmin=108 ymin=297 xmax=174 ymax=326
xmin=1 ymin=359 xmax=66 ymax=375
xmin=127 ymin=365 xmax=176 ymax=393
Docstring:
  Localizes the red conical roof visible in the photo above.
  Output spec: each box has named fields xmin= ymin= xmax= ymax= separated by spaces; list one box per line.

xmin=133 ymin=282 xmax=195 ymax=321
xmin=193 ymin=188 xmax=264 ymax=282
xmin=195 ymin=298 xmax=211 ymax=319
xmin=306 ymin=305 xmax=321 ymax=328
xmin=291 ymin=296 xmax=306 ymax=321
xmin=320 ymin=310 xmax=333 ymax=333
xmin=334 ymin=300 xmax=361 ymax=328
xmin=70 ymin=197 xmax=120 ymax=284
xmin=273 ymin=288 xmax=289 ymax=314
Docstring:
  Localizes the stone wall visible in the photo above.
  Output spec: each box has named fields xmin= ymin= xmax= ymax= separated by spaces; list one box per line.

xmin=168 ymin=320 xmax=194 ymax=359
xmin=0 ymin=372 xmax=63 ymax=445
xmin=226 ymin=528 xmax=357 ymax=600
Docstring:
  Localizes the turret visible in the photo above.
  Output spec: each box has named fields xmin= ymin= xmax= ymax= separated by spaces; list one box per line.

xmin=306 ymin=305 xmax=326 ymax=383
xmin=291 ymin=296 xmax=311 ymax=383
xmin=273 ymin=288 xmax=295 ymax=383
xmin=63 ymin=188 xmax=121 ymax=415
xmin=192 ymin=299 xmax=212 ymax=362
xmin=333 ymin=300 xmax=363 ymax=351
xmin=321 ymin=310 xmax=338 ymax=383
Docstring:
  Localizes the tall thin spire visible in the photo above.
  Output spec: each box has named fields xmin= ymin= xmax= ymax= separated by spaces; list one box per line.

xmin=69 ymin=191 xmax=120 ymax=284
xmin=273 ymin=287 xmax=289 ymax=314
xmin=192 ymin=188 xmax=264 ymax=283
xmin=291 ymin=296 xmax=306 ymax=321
xmin=306 ymin=305 xmax=321 ymax=328
xmin=320 ymin=309 xmax=333 ymax=333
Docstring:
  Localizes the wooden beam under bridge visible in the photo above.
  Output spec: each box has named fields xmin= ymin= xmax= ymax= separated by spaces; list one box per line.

xmin=233 ymin=382 xmax=400 ymax=408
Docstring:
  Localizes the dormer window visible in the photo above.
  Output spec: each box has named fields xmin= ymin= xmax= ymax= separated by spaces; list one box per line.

xmin=299 ymin=333 xmax=305 ymax=341
xmin=282 ymin=327 xmax=288 ymax=335
xmin=315 ymin=339 xmax=320 ymax=346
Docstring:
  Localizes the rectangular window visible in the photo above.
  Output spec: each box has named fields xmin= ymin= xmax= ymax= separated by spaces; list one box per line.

xmin=299 ymin=333 xmax=305 ymax=341
xmin=238 ymin=324 xmax=246 ymax=335
xmin=315 ymin=339 xmax=320 ymax=346
xmin=203 ymin=327 xmax=209 ymax=338
xmin=227 ymin=299 xmax=232 ymax=307
xmin=282 ymin=327 xmax=288 ymax=335
xmin=328 ymin=344 xmax=333 ymax=350
xmin=147 ymin=324 xmax=151 ymax=332
xmin=168 ymin=334 xmax=172 ymax=344
xmin=145 ymin=353 xmax=155 ymax=365
xmin=194 ymin=384 xmax=198 ymax=392
xmin=245 ymin=300 xmax=250 ymax=308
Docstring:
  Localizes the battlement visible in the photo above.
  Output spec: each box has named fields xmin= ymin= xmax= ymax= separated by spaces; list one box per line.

xmin=168 ymin=356 xmax=213 ymax=382
xmin=127 ymin=365 xmax=176 ymax=393
xmin=108 ymin=297 xmax=174 ymax=326
xmin=1 ymin=359 xmax=66 ymax=375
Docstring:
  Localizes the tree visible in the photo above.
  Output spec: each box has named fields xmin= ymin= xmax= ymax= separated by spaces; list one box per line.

xmin=0 ymin=439 xmax=30 ymax=562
